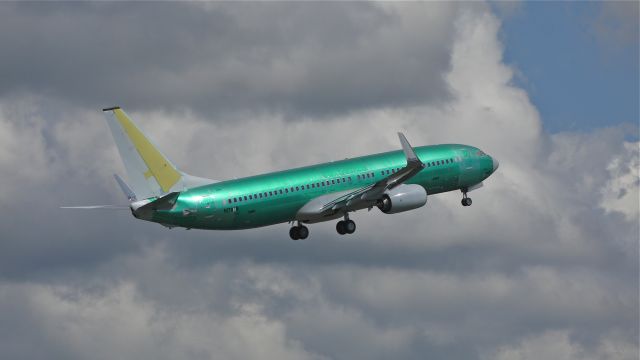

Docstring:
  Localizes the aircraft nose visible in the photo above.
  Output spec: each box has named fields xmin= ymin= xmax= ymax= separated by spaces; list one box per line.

xmin=492 ymin=156 xmax=499 ymax=172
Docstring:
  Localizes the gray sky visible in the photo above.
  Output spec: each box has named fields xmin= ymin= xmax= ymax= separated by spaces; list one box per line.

xmin=0 ymin=2 xmax=637 ymax=360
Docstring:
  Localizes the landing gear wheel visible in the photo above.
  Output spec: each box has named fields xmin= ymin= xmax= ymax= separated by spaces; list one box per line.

xmin=461 ymin=197 xmax=472 ymax=207
xmin=298 ymin=225 xmax=309 ymax=240
xmin=289 ymin=226 xmax=300 ymax=240
xmin=345 ymin=220 xmax=356 ymax=234
xmin=336 ymin=221 xmax=347 ymax=235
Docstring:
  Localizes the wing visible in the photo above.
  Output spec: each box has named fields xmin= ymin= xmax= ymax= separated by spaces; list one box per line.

xmin=296 ymin=133 xmax=425 ymax=222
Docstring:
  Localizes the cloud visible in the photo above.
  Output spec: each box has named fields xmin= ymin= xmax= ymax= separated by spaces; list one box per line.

xmin=0 ymin=2 xmax=637 ymax=360
xmin=592 ymin=1 xmax=640 ymax=49
xmin=486 ymin=329 xmax=638 ymax=360
xmin=0 ymin=2 xmax=458 ymax=118
xmin=0 ymin=280 xmax=323 ymax=360
xmin=600 ymin=141 xmax=640 ymax=222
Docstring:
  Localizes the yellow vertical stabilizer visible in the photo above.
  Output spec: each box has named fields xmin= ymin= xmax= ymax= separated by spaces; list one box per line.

xmin=111 ymin=108 xmax=181 ymax=193
xmin=104 ymin=106 xmax=215 ymax=200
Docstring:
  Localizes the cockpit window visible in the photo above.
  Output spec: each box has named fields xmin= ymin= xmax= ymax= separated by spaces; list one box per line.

xmin=476 ymin=150 xmax=486 ymax=156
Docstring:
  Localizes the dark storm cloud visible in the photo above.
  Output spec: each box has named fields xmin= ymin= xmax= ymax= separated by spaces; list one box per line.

xmin=0 ymin=2 xmax=454 ymax=118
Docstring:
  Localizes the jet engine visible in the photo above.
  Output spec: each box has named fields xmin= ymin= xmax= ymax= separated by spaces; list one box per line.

xmin=376 ymin=184 xmax=427 ymax=214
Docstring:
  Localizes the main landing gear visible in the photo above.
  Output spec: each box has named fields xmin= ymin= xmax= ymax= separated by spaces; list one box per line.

xmin=461 ymin=190 xmax=473 ymax=207
xmin=289 ymin=222 xmax=309 ymax=240
xmin=289 ymin=214 xmax=357 ymax=240
xmin=336 ymin=214 xmax=356 ymax=235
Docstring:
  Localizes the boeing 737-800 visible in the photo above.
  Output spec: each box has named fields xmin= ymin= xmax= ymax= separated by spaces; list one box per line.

xmin=65 ymin=107 xmax=499 ymax=240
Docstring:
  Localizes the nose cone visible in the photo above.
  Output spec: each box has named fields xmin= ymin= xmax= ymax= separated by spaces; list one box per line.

xmin=492 ymin=157 xmax=499 ymax=172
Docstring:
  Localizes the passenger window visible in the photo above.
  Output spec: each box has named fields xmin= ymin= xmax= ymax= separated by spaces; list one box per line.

xmin=285 ymin=189 xmax=289 ymax=193
xmin=348 ymin=177 xmax=352 ymax=182
xmin=331 ymin=179 xmax=335 ymax=185
xmin=249 ymin=195 xmax=253 ymax=200
xmin=342 ymin=178 xmax=346 ymax=182
xmin=269 ymin=191 xmax=273 ymax=196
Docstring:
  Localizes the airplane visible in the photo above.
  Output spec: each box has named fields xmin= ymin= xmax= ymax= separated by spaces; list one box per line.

xmin=64 ymin=106 xmax=499 ymax=240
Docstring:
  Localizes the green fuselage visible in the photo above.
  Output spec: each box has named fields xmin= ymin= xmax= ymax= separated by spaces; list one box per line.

xmin=151 ymin=144 xmax=493 ymax=230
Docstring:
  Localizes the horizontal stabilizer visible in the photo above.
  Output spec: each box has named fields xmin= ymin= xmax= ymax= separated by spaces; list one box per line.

xmin=60 ymin=205 xmax=129 ymax=210
xmin=114 ymin=174 xmax=137 ymax=202
xmin=138 ymin=192 xmax=180 ymax=212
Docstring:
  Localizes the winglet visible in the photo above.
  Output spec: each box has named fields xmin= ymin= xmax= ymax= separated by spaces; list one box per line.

xmin=398 ymin=132 xmax=422 ymax=166
xmin=114 ymin=174 xmax=137 ymax=202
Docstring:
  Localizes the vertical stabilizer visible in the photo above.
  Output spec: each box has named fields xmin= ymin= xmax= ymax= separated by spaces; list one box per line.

xmin=103 ymin=107 xmax=214 ymax=200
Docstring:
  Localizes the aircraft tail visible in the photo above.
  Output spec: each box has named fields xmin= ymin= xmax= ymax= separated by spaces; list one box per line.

xmin=103 ymin=107 xmax=215 ymax=200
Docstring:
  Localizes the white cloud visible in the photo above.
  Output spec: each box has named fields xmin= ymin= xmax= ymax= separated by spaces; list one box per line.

xmin=0 ymin=281 xmax=322 ymax=360
xmin=487 ymin=329 xmax=638 ymax=360
xmin=600 ymin=141 xmax=639 ymax=221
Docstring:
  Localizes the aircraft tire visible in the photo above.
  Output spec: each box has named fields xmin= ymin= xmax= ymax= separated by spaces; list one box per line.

xmin=345 ymin=220 xmax=356 ymax=234
xmin=336 ymin=221 xmax=347 ymax=235
xmin=289 ymin=227 xmax=300 ymax=240
xmin=298 ymin=226 xmax=309 ymax=239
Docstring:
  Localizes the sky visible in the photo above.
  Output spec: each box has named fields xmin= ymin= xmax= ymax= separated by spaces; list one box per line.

xmin=498 ymin=1 xmax=639 ymax=134
xmin=0 ymin=2 xmax=638 ymax=360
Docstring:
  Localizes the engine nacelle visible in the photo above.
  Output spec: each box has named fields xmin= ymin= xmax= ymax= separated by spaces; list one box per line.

xmin=377 ymin=184 xmax=427 ymax=214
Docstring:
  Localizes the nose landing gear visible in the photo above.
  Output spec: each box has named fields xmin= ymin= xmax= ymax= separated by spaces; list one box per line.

xmin=461 ymin=190 xmax=472 ymax=207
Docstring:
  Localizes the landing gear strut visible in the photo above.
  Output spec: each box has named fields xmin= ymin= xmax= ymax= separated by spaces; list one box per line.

xmin=336 ymin=214 xmax=356 ymax=235
xmin=289 ymin=222 xmax=309 ymax=240
xmin=461 ymin=190 xmax=472 ymax=207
